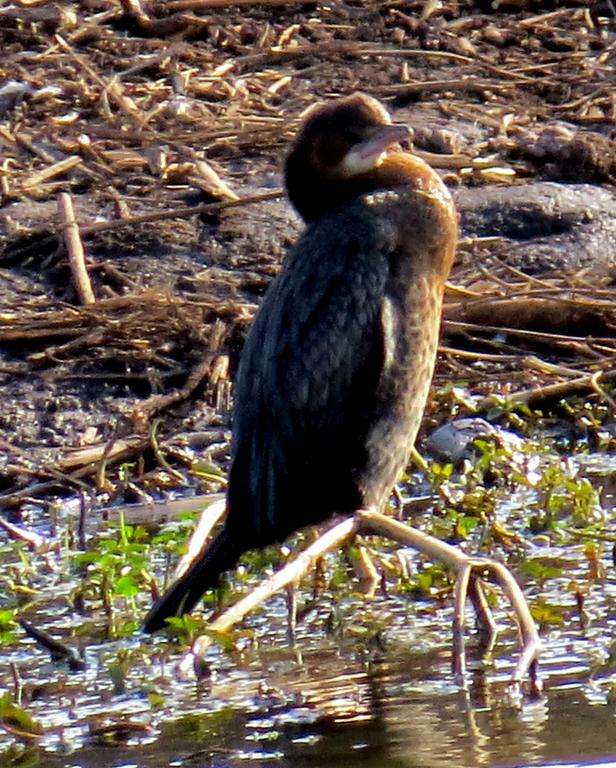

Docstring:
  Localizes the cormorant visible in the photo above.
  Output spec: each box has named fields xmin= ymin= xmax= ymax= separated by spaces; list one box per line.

xmin=143 ymin=93 xmax=458 ymax=633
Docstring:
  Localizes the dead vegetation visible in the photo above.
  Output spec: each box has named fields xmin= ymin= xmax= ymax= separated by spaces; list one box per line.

xmin=0 ymin=0 xmax=615 ymax=497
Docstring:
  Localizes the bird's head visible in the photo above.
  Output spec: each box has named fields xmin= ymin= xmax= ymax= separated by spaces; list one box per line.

xmin=284 ymin=93 xmax=411 ymax=222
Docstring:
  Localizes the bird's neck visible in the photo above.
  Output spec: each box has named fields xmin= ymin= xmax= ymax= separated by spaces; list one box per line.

xmin=373 ymin=153 xmax=453 ymax=207
xmin=286 ymin=151 xmax=453 ymax=225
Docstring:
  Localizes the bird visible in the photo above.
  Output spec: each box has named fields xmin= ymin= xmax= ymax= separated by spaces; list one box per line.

xmin=143 ymin=92 xmax=458 ymax=633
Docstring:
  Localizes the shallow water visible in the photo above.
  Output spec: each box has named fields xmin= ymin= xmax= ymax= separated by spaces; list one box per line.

xmin=5 ymin=562 xmax=616 ymax=768
xmin=2 ymin=452 xmax=615 ymax=767
xmin=24 ymin=636 xmax=616 ymax=768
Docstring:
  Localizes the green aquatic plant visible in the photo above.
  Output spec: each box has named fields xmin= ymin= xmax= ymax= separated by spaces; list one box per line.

xmin=0 ymin=611 xmax=18 ymax=647
xmin=529 ymin=460 xmax=602 ymax=535
xmin=71 ymin=512 xmax=153 ymax=637
xmin=0 ymin=692 xmax=43 ymax=742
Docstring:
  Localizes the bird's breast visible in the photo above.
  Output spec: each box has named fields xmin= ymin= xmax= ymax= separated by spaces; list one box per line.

xmin=381 ymin=273 xmax=443 ymax=392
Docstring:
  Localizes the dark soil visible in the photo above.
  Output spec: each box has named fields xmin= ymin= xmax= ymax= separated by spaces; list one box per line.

xmin=0 ymin=0 xmax=615 ymax=498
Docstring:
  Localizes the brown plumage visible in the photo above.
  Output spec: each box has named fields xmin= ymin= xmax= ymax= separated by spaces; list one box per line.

xmin=143 ymin=93 xmax=457 ymax=633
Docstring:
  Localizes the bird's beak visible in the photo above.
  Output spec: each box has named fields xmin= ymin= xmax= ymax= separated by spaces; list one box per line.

xmin=355 ymin=123 xmax=412 ymax=161
xmin=339 ymin=123 xmax=412 ymax=178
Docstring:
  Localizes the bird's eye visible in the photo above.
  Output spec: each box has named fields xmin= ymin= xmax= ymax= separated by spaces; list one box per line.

xmin=312 ymin=133 xmax=349 ymax=168
xmin=346 ymin=126 xmax=370 ymax=143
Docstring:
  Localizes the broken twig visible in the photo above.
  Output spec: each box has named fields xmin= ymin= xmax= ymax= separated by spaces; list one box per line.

xmin=57 ymin=192 xmax=96 ymax=305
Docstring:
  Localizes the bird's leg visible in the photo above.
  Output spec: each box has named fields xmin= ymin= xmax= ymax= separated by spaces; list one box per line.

xmin=173 ymin=497 xmax=227 ymax=580
xmin=356 ymin=509 xmax=541 ymax=688
xmin=451 ymin=572 xmax=495 ymax=681
xmin=452 ymin=560 xmax=471 ymax=683
xmin=476 ymin=559 xmax=541 ymax=688
xmin=451 ymin=569 xmax=497 ymax=682
xmin=348 ymin=544 xmax=379 ymax=597
xmin=180 ymin=508 xmax=539 ymax=689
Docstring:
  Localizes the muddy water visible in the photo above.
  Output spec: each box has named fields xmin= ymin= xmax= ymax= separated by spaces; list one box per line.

xmin=6 ymin=570 xmax=616 ymax=768
xmin=29 ymin=636 xmax=616 ymax=768
xmin=2 ymin=455 xmax=616 ymax=768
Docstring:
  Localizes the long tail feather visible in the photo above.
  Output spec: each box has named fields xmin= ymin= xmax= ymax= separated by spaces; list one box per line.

xmin=143 ymin=527 xmax=241 ymax=633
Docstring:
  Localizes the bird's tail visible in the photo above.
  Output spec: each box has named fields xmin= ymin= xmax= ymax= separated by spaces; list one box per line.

xmin=142 ymin=526 xmax=242 ymax=633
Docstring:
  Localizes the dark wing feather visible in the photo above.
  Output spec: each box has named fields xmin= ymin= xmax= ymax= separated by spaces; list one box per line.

xmin=227 ymin=207 xmax=397 ymax=545
xmin=143 ymin=205 xmax=399 ymax=633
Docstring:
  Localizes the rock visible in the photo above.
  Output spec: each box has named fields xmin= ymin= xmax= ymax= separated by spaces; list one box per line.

xmin=426 ymin=418 xmax=523 ymax=465
xmin=457 ymin=182 xmax=616 ymax=274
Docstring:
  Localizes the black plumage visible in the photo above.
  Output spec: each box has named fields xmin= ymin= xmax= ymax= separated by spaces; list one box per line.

xmin=143 ymin=93 xmax=457 ymax=632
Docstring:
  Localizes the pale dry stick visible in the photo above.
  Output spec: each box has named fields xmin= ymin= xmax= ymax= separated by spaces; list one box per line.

xmin=509 ymin=59 xmax=584 ymax=75
xmin=119 ymin=42 xmax=188 ymax=78
xmin=80 ymin=189 xmax=298 ymax=234
xmin=67 ymin=8 xmax=122 ymax=44
xmin=93 ymin=493 xmax=225 ymax=529
xmin=20 ymin=156 xmax=82 ymax=192
xmin=57 ymin=192 xmax=96 ymax=305
xmin=58 ymin=436 xmax=146 ymax=470
xmin=444 ymin=281 xmax=482 ymax=298
xmin=589 ymin=371 xmax=616 ymax=411
xmin=13 ymin=132 xmax=62 ymax=164
xmin=0 ymin=515 xmax=45 ymax=550
xmin=447 ymin=297 xmax=616 ymax=329
xmin=0 ymin=454 xmax=152 ymax=508
xmin=415 ymin=149 xmax=473 ymax=170
xmin=522 ymin=355 xmax=586 ymax=378
xmin=181 ymin=510 xmax=540 ymax=687
xmin=378 ymin=79 xmax=515 ymax=99
xmin=484 ymin=286 xmax=616 ymax=305
xmin=231 ymin=42 xmax=538 ymax=83
xmin=558 ymin=86 xmax=611 ymax=113
xmin=167 ymin=0 xmax=304 ymax=8
xmin=444 ymin=319 xmax=605 ymax=346
xmin=490 ymin=258 xmax=571 ymax=290
xmin=586 ymin=342 xmax=616 ymax=358
xmin=55 ymin=34 xmax=148 ymax=128
xmin=475 ymin=266 xmax=516 ymax=293
xmin=438 ymin=346 xmax=521 ymax=364
xmin=438 ymin=102 xmax=506 ymax=131
xmin=478 ymin=369 xmax=616 ymax=410
xmin=519 ymin=7 xmax=585 ymax=25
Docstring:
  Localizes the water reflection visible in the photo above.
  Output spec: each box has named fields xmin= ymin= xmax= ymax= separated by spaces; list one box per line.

xmin=171 ymin=645 xmax=616 ymax=768
xmin=168 ymin=648 xmax=614 ymax=768
xmin=4 ymin=631 xmax=616 ymax=768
